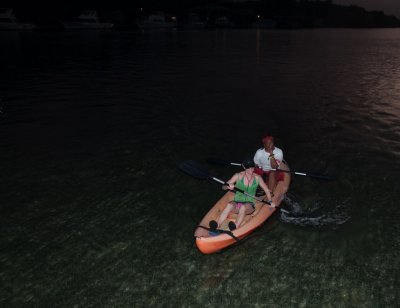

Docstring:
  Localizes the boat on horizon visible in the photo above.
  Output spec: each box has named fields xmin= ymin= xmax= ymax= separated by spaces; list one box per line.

xmin=215 ymin=16 xmax=234 ymax=28
xmin=60 ymin=10 xmax=113 ymax=30
xmin=252 ymin=16 xmax=277 ymax=29
xmin=137 ymin=11 xmax=176 ymax=30
xmin=180 ymin=13 xmax=206 ymax=30
xmin=0 ymin=8 xmax=36 ymax=30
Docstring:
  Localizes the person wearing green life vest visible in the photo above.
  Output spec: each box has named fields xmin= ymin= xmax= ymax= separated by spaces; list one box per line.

xmin=209 ymin=157 xmax=275 ymax=231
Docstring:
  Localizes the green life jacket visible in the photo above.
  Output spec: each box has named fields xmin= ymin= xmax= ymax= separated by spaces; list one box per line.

xmin=234 ymin=174 xmax=259 ymax=203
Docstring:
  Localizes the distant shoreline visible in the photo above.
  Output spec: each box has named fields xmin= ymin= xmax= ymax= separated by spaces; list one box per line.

xmin=5 ymin=1 xmax=400 ymax=30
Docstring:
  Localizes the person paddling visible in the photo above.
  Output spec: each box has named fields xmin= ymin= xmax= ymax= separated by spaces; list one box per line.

xmin=253 ymin=134 xmax=284 ymax=194
xmin=209 ymin=157 xmax=275 ymax=231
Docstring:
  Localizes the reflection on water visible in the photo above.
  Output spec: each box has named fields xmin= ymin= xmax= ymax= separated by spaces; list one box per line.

xmin=0 ymin=29 xmax=399 ymax=306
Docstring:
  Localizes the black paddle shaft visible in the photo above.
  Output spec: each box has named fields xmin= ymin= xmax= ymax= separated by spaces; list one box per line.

xmin=206 ymin=157 xmax=336 ymax=181
xmin=179 ymin=160 xmax=273 ymax=206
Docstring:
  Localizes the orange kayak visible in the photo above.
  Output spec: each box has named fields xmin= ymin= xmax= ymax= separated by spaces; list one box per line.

xmin=194 ymin=161 xmax=291 ymax=254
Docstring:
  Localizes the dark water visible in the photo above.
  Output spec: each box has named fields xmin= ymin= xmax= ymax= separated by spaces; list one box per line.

xmin=1 ymin=29 xmax=399 ymax=306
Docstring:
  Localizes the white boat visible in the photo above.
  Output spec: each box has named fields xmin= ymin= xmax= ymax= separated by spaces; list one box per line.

xmin=137 ymin=11 xmax=176 ymax=30
xmin=215 ymin=16 xmax=234 ymax=28
xmin=182 ymin=13 xmax=206 ymax=30
xmin=252 ymin=17 xmax=277 ymax=29
xmin=61 ymin=10 xmax=113 ymax=29
xmin=0 ymin=8 xmax=36 ymax=30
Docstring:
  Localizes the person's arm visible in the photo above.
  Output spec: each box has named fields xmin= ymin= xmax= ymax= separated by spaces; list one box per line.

xmin=257 ymin=175 xmax=273 ymax=203
xmin=269 ymin=149 xmax=282 ymax=169
xmin=253 ymin=150 xmax=261 ymax=168
xmin=269 ymin=155 xmax=278 ymax=169
xmin=222 ymin=173 xmax=238 ymax=191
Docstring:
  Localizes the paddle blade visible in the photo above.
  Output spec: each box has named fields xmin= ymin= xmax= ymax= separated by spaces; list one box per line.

xmin=307 ymin=173 xmax=337 ymax=181
xmin=179 ymin=160 xmax=212 ymax=180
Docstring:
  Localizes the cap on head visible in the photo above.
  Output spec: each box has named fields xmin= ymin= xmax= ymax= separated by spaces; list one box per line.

xmin=242 ymin=156 xmax=255 ymax=169
xmin=262 ymin=134 xmax=274 ymax=143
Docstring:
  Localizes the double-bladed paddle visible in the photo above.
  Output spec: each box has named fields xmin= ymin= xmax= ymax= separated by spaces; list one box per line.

xmin=179 ymin=160 xmax=289 ymax=213
xmin=206 ymin=157 xmax=336 ymax=181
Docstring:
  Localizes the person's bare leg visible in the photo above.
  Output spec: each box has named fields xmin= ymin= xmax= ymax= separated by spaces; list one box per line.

xmin=268 ymin=175 xmax=277 ymax=196
xmin=217 ymin=203 xmax=233 ymax=227
xmin=235 ymin=206 xmax=247 ymax=227
xmin=272 ymin=182 xmax=289 ymax=206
